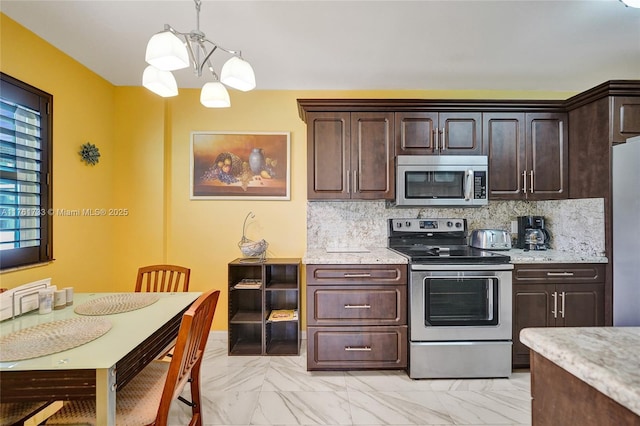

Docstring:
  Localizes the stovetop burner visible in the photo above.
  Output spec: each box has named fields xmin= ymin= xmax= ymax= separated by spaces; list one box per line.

xmin=388 ymin=218 xmax=511 ymax=264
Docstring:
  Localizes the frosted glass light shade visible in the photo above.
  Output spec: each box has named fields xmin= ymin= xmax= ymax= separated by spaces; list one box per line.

xmin=142 ymin=66 xmax=178 ymax=97
xmin=220 ymin=56 xmax=256 ymax=91
xmin=621 ymin=0 xmax=640 ymax=7
xmin=200 ymin=82 xmax=231 ymax=108
xmin=145 ymin=31 xmax=190 ymax=71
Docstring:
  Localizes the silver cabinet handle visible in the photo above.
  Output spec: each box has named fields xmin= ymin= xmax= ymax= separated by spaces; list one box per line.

xmin=559 ymin=291 xmax=566 ymax=318
xmin=530 ymin=170 xmax=534 ymax=193
xmin=343 ymin=273 xmax=371 ymax=278
xmin=522 ymin=170 xmax=527 ymax=193
xmin=344 ymin=346 xmax=372 ymax=351
xmin=441 ymin=127 xmax=446 ymax=151
xmin=433 ymin=128 xmax=439 ymax=153
xmin=547 ymin=272 xmax=574 ymax=277
xmin=353 ymin=170 xmax=358 ymax=193
xmin=346 ymin=169 xmax=350 ymax=194
xmin=552 ymin=291 xmax=558 ymax=318
xmin=344 ymin=304 xmax=371 ymax=309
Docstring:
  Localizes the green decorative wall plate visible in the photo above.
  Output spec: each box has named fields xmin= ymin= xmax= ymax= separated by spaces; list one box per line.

xmin=79 ymin=142 xmax=100 ymax=165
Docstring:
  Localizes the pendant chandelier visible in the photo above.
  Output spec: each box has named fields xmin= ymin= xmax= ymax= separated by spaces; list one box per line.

xmin=142 ymin=0 xmax=256 ymax=108
xmin=620 ymin=0 xmax=640 ymax=7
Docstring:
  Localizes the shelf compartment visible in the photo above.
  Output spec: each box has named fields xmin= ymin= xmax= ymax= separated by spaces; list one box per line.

xmin=229 ymin=323 xmax=262 ymax=356
xmin=265 ymin=264 xmax=299 ymax=289
xmin=266 ymin=321 xmax=300 ymax=355
xmin=266 ymin=289 xmax=298 ymax=312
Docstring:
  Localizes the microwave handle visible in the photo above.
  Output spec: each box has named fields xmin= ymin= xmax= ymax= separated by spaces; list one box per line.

xmin=464 ymin=169 xmax=474 ymax=201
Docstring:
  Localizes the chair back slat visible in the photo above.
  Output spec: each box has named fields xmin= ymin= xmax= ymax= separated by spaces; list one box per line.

xmin=155 ymin=289 xmax=219 ymax=426
xmin=135 ymin=264 xmax=191 ymax=293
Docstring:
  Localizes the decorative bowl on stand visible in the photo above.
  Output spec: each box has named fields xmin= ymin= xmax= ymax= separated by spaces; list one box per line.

xmin=238 ymin=237 xmax=268 ymax=260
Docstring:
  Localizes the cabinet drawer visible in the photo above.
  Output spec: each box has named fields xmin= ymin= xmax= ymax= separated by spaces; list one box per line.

xmin=514 ymin=264 xmax=605 ymax=283
xmin=306 ymin=264 xmax=407 ymax=285
xmin=307 ymin=286 xmax=406 ymax=326
xmin=307 ymin=326 xmax=407 ymax=370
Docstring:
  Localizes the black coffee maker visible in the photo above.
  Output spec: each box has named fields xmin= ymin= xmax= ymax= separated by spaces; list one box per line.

xmin=516 ymin=216 xmax=551 ymax=250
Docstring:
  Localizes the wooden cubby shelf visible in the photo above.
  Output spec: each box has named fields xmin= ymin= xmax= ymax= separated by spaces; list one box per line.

xmin=228 ymin=258 xmax=301 ymax=356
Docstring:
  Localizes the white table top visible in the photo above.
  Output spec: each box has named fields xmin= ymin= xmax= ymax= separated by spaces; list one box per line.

xmin=520 ymin=326 xmax=640 ymax=416
xmin=0 ymin=292 xmax=201 ymax=371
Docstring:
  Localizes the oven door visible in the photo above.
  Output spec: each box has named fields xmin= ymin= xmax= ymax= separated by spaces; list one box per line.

xmin=409 ymin=264 xmax=512 ymax=341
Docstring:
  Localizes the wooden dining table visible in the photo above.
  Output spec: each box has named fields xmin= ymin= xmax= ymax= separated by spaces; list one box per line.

xmin=0 ymin=291 xmax=201 ymax=425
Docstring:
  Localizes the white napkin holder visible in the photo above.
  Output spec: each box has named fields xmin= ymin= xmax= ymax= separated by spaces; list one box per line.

xmin=0 ymin=278 xmax=52 ymax=321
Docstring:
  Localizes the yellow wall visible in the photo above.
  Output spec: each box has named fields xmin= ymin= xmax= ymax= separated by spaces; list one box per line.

xmin=0 ymin=14 xmax=575 ymax=330
xmin=1 ymin=14 xmax=118 ymax=291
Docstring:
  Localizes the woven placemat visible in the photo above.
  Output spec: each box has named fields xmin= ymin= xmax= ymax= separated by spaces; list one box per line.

xmin=0 ymin=317 xmax=112 ymax=362
xmin=74 ymin=293 xmax=160 ymax=316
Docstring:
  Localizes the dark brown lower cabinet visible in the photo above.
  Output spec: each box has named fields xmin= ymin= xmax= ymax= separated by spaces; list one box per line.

xmin=306 ymin=264 xmax=407 ymax=370
xmin=307 ymin=326 xmax=407 ymax=370
xmin=530 ymin=351 xmax=640 ymax=425
xmin=512 ymin=263 xmax=605 ymax=368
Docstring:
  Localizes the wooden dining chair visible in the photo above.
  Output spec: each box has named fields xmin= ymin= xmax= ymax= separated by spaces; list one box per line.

xmin=44 ymin=289 xmax=220 ymax=426
xmin=135 ymin=264 xmax=191 ymax=293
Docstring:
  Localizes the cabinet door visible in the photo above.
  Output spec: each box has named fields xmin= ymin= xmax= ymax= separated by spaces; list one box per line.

xmin=306 ymin=112 xmax=351 ymax=199
xmin=611 ymin=96 xmax=640 ymax=144
xmin=440 ymin=112 xmax=482 ymax=154
xmin=395 ymin=112 xmax=438 ymax=155
xmin=556 ymin=283 xmax=605 ymax=327
xmin=526 ymin=112 xmax=568 ymax=200
xmin=395 ymin=112 xmax=481 ymax=155
xmin=483 ymin=112 xmax=526 ymax=200
xmin=351 ymin=112 xmax=394 ymax=199
xmin=512 ymin=284 xmax=555 ymax=366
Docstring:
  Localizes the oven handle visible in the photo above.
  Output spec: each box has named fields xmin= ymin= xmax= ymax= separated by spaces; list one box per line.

xmin=410 ymin=263 xmax=514 ymax=271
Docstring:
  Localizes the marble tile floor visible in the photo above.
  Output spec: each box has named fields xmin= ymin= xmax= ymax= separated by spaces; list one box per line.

xmin=168 ymin=334 xmax=532 ymax=426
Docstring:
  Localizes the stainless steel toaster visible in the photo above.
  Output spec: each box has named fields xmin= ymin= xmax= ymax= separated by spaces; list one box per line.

xmin=469 ymin=229 xmax=512 ymax=250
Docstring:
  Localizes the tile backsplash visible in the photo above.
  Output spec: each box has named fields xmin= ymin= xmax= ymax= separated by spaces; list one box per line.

xmin=307 ymin=198 xmax=605 ymax=257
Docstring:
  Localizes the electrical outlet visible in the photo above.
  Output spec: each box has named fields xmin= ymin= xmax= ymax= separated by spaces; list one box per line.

xmin=511 ymin=220 xmax=518 ymax=234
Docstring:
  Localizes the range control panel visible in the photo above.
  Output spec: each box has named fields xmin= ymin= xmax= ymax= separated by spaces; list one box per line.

xmin=389 ymin=218 xmax=466 ymax=233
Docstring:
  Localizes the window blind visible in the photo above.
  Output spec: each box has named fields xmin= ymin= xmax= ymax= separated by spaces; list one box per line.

xmin=0 ymin=72 xmax=52 ymax=270
xmin=0 ymin=99 xmax=43 ymax=250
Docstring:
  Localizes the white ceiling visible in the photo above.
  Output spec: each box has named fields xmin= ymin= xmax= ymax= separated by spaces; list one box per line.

xmin=2 ymin=0 xmax=640 ymax=93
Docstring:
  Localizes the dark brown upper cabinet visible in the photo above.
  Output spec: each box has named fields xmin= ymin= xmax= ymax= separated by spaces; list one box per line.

xmin=395 ymin=112 xmax=482 ymax=155
xmin=566 ymin=82 xmax=640 ymax=199
xmin=305 ymin=111 xmax=394 ymax=200
xmin=484 ymin=112 xmax=568 ymax=200
xmin=612 ymin=96 xmax=640 ymax=144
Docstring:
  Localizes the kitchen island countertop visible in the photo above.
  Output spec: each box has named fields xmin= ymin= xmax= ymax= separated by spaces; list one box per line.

xmin=520 ymin=327 xmax=640 ymax=416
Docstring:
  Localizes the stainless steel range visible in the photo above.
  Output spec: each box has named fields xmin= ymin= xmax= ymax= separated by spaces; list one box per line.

xmin=388 ymin=218 xmax=513 ymax=379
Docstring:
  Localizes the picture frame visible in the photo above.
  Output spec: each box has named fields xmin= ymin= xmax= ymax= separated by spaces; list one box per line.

xmin=190 ymin=131 xmax=291 ymax=200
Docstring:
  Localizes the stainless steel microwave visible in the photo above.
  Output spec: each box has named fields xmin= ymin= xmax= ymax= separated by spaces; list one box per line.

xmin=395 ymin=155 xmax=488 ymax=207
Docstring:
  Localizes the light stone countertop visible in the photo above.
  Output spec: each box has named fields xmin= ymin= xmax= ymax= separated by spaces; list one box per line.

xmin=520 ymin=327 xmax=640 ymax=416
xmin=303 ymin=248 xmax=408 ymax=265
xmin=504 ymin=249 xmax=608 ymax=264
xmin=303 ymin=248 xmax=607 ymax=265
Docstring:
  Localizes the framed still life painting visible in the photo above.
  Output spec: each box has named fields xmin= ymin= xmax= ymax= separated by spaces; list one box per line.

xmin=190 ymin=131 xmax=291 ymax=200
